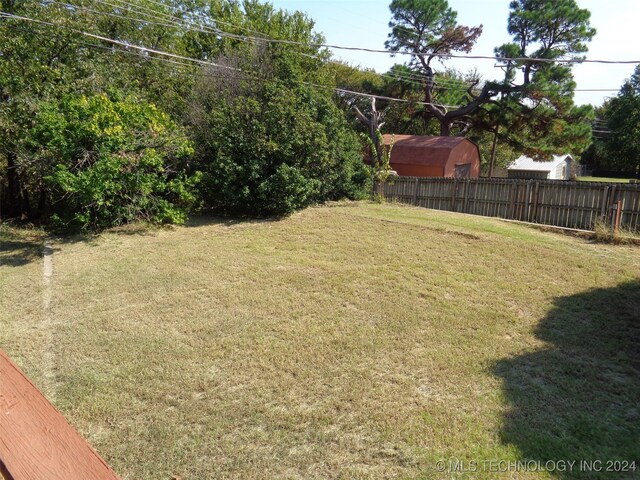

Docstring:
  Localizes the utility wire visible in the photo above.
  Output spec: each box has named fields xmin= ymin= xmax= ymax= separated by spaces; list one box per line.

xmin=134 ymin=0 xmax=640 ymax=65
xmin=1 ymin=11 xmax=239 ymax=70
xmin=0 ymin=11 xmax=463 ymax=109
xmin=118 ymin=0 xmax=342 ymax=40
xmin=4 ymin=23 xmax=239 ymax=80
xmin=41 ymin=2 xmax=627 ymax=95
xmin=34 ymin=0 xmax=640 ymax=65
xmin=1 ymin=8 xmax=623 ymax=118
xmin=46 ymin=0 xmax=209 ymax=33
xmin=40 ymin=2 xmax=482 ymax=95
xmin=42 ymin=3 xmax=445 ymax=91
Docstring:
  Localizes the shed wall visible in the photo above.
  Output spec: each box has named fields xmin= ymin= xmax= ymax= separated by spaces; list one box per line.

xmin=551 ymin=158 xmax=573 ymax=180
xmin=379 ymin=135 xmax=481 ymax=178
xmin=389 ymin=145 xmax=448 ymax=168
xmin=507 ymin=170 xmax=550 ymax=180
xmin=442 ymin=143 xmax=480 ymax=177
xmin=391 ymin=164 xmax=443 ymax=177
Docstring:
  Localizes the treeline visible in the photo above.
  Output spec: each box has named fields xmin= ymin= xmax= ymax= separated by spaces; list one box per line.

xmin=3 ymin=0 xmax=627 ymax=232
xmin=581 ymin=65 xmax=640 ymax=177
xmin=0 ymin=0 xmax=370 ymax=231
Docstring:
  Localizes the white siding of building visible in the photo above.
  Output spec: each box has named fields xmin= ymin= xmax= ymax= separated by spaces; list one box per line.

xmin=508 ymin=154 xmax=574 ymax=180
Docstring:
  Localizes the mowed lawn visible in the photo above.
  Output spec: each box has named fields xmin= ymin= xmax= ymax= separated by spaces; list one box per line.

xmin=577 ymin=176 xmax=633 ymax=183
xmin=1 ymin=202 xmax=639 ymax=479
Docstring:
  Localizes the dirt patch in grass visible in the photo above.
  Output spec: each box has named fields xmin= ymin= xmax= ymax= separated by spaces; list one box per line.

xmin=1 ymin=203 xmax=639 ymax=479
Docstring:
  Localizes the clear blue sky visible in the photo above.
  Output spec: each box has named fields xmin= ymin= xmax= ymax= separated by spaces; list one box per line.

xmin=269 ymin=0 xmax=640 ymax=107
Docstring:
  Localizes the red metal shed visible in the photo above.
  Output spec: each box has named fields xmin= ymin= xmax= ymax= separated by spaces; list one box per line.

xmin=382 ymin=134 xmax=480 ymax=178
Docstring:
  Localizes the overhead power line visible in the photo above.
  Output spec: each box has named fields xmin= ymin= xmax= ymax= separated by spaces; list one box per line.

xmin=46 ymin=0 xmax=207 ymax=33
xmin=32 ymin=1 xmax=640 ymax=66
xmin=105 ymin=0 xmax=268 ymax=37
xmin=1 ymin=11 xmax=237 ymax=69
xmin=114 ymin=0 xmax=640 ymax=65
xmin=0 ymin=8 xmax=625 ymax=119
xmin=38 ymin=1 xmax=629 ymax=96
xmin=40 ymin=2 xmax=449 ymax=90
xmin=7 ymin=23 xmax=264 ymax=85
xmin=0 ymin=11 xmax=464 ymax=109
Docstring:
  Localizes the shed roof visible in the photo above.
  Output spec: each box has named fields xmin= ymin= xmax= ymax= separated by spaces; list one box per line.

xmin=508 ymin=154 xmax=573 ymax=172
xmin=383 ymin=134 xmax=470 ymax=150
xmin=382 ymin=134 xmax=479 ymax=167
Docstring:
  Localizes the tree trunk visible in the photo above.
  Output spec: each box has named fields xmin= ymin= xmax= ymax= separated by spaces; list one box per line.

xmin=5 ymin=152 xmax=24 ymax=218
xmin=37 ymin=185 xmax=47 ymax=218
xmin=370 ymin=116 xmax=382 ymax=167
xmin=21 ymin=182 xmax=30 ymax=218
xmin=351 ymin=97 xmax=385 ymax=197
xmin=488 ymin=126 xmax=499 ymax=178
xmin=440 ymin=122 xmax=451 ymax=136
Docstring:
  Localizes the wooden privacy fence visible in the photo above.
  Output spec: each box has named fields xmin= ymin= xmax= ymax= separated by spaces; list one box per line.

xmin=378 ymin=177 xmax=640 ymax=232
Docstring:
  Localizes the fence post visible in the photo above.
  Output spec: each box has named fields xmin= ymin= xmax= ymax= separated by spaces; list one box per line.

xmin=532 ymin=181 xmax=540 ymax=223
xmin=613 ymin=200 xmax=623 ymax=234
xmin=462 ymin=179 xmax=470 ymax=213
xmin=450 ymin=178 xmax=457 ymax=212
xmin=524 ymin=181 xmax=532 ymax=222
xmin=413 ymin=177 xmax=420 ymax=205
xmin=599 ymin=185 xmax=610 ymax=222
xmin=508 ymin=182 xmax=516 ymax=219
xmin=607 ymin=185 xmax=619 ymax=226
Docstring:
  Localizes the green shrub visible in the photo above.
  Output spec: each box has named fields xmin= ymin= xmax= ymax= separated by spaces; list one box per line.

xmin=256 ymin=163 xmax=319 ymax=216
xmin=26 ymin=93 xmax=200 ymax=231
xmin=191 ymin=57 xmax=368 ymax=216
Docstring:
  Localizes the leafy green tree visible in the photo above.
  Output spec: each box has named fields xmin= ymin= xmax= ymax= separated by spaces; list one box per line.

xmin=25 ymin=94 xmax=200 ymax=231
xmin=0 ymin=0 xmax=199 ymax=219
xmin=380 ymin=66 xmax=481 ymax=136
xmin=1 ymin=0 xmax=369 ymax=225
xmin=0 ymin=0 xmax=84 ymax=217
xmin=329 ymin=61 xmax=386 ymax=119
xmin=490 ymin=0 xmax=595 ymax=158
xmin=601 ymin=66 xmax=640 ymax=174
xmin=190 ymin=1 xmax=369 ymax=217
xmin=471 ymin=90 xmax=593 ymax=173
xmin=385 ymin=0 xmax=482 ymax=135
xmin=190 ymin=52 xmax=367 ymax=216
xmin=385 ymin=0 xmax=596 ymax=158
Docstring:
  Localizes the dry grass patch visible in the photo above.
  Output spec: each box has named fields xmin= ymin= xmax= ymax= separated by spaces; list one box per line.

xmin=1 ymin=202 xmax=639 ymax=479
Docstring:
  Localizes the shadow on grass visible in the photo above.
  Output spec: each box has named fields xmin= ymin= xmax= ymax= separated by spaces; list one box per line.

xmin=1 ymin=213 xmax=286 ymax=266
xmin=494 ymin=280 xmax=640 ymax=478
xmin=184 ymin=214 xmax=285 ymax=229
xmin=0 ymin=236 xmax=43 ymax=267
xmin=0 ymin=221 xmax=160 ymax=267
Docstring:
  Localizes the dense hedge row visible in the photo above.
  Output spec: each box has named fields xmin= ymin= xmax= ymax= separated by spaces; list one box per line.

xmin=0 ymin=1 xmax=369 ymax=232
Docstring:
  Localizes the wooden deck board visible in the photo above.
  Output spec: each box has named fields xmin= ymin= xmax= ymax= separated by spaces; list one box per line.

xmin=0 ymin=349 xmax=120 ymax=480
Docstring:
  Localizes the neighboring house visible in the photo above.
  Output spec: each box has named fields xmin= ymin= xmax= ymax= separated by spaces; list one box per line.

xmin=507 ymin=154 xmax=575 ymax=180
xmin=381 ymin=134 xmax=480 ymax=178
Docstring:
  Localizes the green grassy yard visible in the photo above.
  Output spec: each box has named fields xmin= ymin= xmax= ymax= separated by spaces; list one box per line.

xmin=1 ymin=202 xmax=639 ymax=479
xmin=577 ymin=176 xmax=633 ymax=183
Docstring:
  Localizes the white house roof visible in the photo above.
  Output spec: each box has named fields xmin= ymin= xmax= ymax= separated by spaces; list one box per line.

xmin=508 ymin=154 xmax=572 ymax=171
